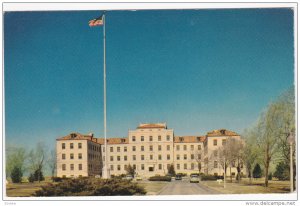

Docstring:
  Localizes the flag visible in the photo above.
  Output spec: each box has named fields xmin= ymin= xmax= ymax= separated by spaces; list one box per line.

xmin=89 ymin=15 xmax=103 ymax=27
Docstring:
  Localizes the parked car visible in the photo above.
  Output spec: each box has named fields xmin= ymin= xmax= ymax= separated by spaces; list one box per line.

xmin=175 ymin=174 xmax=182 ymax=180
xmin=190 ymin=174 xmax=200 ymax=183
xmin=123 ymin=174 xmax=133 ymax=180
xmin=135 ymin=175 xmax=143 ymax=181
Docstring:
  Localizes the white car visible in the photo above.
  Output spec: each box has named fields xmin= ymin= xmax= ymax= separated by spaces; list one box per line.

xmin=190 ymin=174 xmax=200 ymax=183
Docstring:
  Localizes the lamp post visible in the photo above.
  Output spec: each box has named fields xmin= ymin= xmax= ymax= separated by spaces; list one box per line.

xmin=288 ymin=132 xmax=295 ymax=193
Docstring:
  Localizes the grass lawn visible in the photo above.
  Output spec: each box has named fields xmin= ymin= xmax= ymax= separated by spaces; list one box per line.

xmin=6 ymin=181 xmax=52 ymax=197
xmin=200 ymin=178 xmax=290 ymax=194
xmin=138 ymin=181 xmax=168 ymax=195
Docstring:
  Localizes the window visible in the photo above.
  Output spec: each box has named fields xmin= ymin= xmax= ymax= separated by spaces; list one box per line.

xmin=198 ymin=154 xmax=201 ymax=160
xmin=184 ymin=163 xmax=187 ymax=170
xmin=184 ymin=154 xmax=187 ymax=160
xmin=191 ymin=154 xmax=194 ymax=160
xmin=158 ymin=145 xmax=162 ymax=151
xmin=141 ymin=136 xmax=144 ymax=141
xmin=124 ymin=147 xmax=127 ymax=152
xmin=62 ymin=143 xmax=65 ymax=149
xmin=110 ymin=165 xmax=114 ymax=171
xmin=184 ymin=145 xmax=187 ymax=150
xmin=198 ymin=145 xmax=201 ymax=150
xmin=124 ymin=155 xmax=127 ymax=161
xmin=117 ymin=147 xmax=120 ymax=152
xmin=133 ymin=164 xmax=136 ymax=170
xmin=222 ymin=139 xmax=226 ymax=146
xmin=220 ymin=130 xmax=226 ymax=135
xmin=150 ymin=155 xmax=153 ymax=160
xmin=167 ymin=154 xmax=170 ymax=160
xmin=79 ymin=164 xmax=82 ymax=170
xmin=103 ymin=147 xmax=105 ymax=152
xmin=191 ymin=145 xmax=194 ymax=150
xmin=176 ymin=155 xmax=180 ymax=160
xmin=62 ymin=154 xmax=66 ymax=160
xmin=70 ymin=143 xmax=74 ymax=149
xmin=176 ymin=145 xmax=180 ymax=151
xmin=149 ymin=145 xmax=153 ymax=151
xmin=141 ymin=155 xmax=144 ymax=160
xmin=70 ymin=153 xmax=74 ymax=159
xmin=70 ymin=164 xmax=74 ymax=171
xmin=197 ymin=137 xmax=201 ymax=142
xmin=158 ymin=136 xmax=161 ymax=141
xmin=159 ymin=164 xmax=162 ymax=170
xmin=214 ymin=150 xmax=218 ymax=157
xmin=167 ymin=135 xmax=170 ymax=141
xmin=213 ymin=139 xmax=217 ymax=146
xmin=132 ymin=146 xmax=136 ymax=151
xmin=121 ymin=139 xmax=126 ymax=143
xmin=141 ymin=164 xmax=145 ymax=170
xmin=158 ymin=154 xmax=162 ymax=160
xmin=110 ymin=147 xmax=113 ymax=152
xmin=167 ymin=145 xmax=170 ymax=151
xmin=132 ymin=136 xmax=136 ymax=142
xmin=177 ymin=164 xmax=180 ymax=170
xmin=141 ymin=146 xmax=144 ymax=151
xmin=124 ymin=165 xmax=128 ymax=170
xmin=117 ymin=156 xmax=120 ymax=161
xmin=62 ymin=164 xmax=66 ymax=171
xmin=117 ymin=165 xmax=121 ymax=171
xmin=179 ymin=137 xmax=184 ymax=142
xmin=110 ymin=156 xmax=114 ymax=161
xmin=149 ymin=136 xmax=153 ymax=141
xmin=78 ymin=143 xmax=82 ymax=149
xmin=191 ymin=163 xmax=194 ymax=170
xmin=214 ymin=161 xmax=218 ymax=168
xmin=133 ymin=155 xmax=136 ymax=161
xmin=78 ymin=153 xmax=82 ymax=159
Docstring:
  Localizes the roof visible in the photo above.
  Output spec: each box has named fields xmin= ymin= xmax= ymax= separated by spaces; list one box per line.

xmin=56 ymin=132 xmax=98 ymax=143
xmin=206 ymin=129 xmax=239 ymax=137
xmin=174 ymin=136 xmax=206 ymax=143
xmin=137 ymin=123 xmax=167 ymax=129
xmin=97 ymin=137 xmax=128 ymax=145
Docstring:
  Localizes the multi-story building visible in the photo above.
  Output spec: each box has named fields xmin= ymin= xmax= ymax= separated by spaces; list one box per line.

xmin=56 ymin=123 xmax=245 ymax=178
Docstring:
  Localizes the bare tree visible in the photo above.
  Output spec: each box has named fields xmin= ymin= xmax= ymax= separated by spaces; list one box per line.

xmin=47 ymin=149 xmax=57 ymax=179
xmin=27 ymin=141 xmax=47 ymax=182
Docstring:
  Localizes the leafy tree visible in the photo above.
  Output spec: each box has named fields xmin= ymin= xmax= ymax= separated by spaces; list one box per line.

xmin=167 ymin=164 xmax=176 ymax=176
xmin=253 ymin=163 xmax=262 ymax=178
xmin=11 ymin=166 xmax=23 ymax=183
xmin=6 ymin=146 xmax=26 ymax=179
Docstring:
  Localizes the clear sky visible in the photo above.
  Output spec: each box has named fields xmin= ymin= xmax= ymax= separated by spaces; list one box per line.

xmin=4 ymin=9 xmax=294 ymax=150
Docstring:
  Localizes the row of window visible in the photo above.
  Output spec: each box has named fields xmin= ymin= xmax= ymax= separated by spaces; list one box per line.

xmin=62 ymin=163 xmax=83 ymax=171
xmin=131 ymin=135 xmax=171 ymax=142
xmin=107 ymin=144 xmax=202 ymax=153
xmin=213 ymin=139 xmax=226 ymax=146
xmin=62 ymin=153 xmax=101 ymax=161
xmin=176 ymin=154 xmax=201 ymax=160
xmin=108 ymin=154 xmax=172 ymax=162
xmin=62 ymin=142 xmax=82 ymax=149
xmin=108 ymin=163 xmax=200 ymax=171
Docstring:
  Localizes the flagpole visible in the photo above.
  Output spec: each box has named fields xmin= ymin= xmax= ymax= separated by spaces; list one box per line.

xmin=102 ymin=13 xmax=109 ymax=179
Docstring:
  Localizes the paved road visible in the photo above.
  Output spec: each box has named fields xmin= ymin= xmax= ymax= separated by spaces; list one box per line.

xmin=158 ymin=178 xmax=220 ymax=195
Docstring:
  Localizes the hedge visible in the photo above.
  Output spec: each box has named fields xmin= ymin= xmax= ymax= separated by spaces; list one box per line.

xmin=148 ymin=176 xmax=172 ymax=182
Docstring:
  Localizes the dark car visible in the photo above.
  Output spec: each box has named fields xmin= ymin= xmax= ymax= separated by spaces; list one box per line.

xmin=175 ymin=175 xmax=182 ymax=180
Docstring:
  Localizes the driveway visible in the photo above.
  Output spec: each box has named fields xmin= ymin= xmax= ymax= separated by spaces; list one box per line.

xmin=158 ymin=178 xmax=220 ymax=195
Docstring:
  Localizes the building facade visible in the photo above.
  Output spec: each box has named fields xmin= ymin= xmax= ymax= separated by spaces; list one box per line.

xmin=56 ymin=123 xmax=245 ymax=178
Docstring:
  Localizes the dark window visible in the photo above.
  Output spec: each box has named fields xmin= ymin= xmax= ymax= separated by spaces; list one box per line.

xmin=149 ymin=136 xmax=153 ymax=141
xmin=167 ymin=135 xmax=170 ymax=141
xmin=70 ymin=143 xmax=74 ymax=149
xmin=141 ymin=136 xmax=144 ymax=141
xmin=62 ymin=143 xmax=65 ymax=149
xmin=78 ymin=143 xmax=82 ymax=149
xmin=62 ymin=154 xmax=65 ymax=160
xmin=62 ymin=164 xmax=66 ymax=171
xmin=78 ymin=164 xmax=82 ymax=170
xmin=78 ymin=153 xmax=82 ymax=159
xmin=158 ymin=136 xmax=161 ymax=141
xmin=70 ymin=153 xmax=74 ymax=159
xmin=213 ymin=139 xmax=217 ymax=146
xmin=70 ymin=164 xmax=74 ymax=170
xmin=132 ymin=136 xmax=136 ymax=142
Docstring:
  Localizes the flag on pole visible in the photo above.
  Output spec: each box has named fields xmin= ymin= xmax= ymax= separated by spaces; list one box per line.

xmin=89 ymin=15 xmax=104 ymax=27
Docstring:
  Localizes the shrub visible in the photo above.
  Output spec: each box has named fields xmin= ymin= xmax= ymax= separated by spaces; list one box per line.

xmin=167 ymin=164 xmax=176 ymax=177
xmin=28 ymin=173 xmax=35 ymax=183
xmin=200 ymin=175 xmax=223 ymax=181
xmin=51 ymin=177 xmax=64 ymax=182
xmin=11 ymin=166 xmax=23 ymax=183
xmin=148 ymin=176 xmax=172 ymax=182
xmin=34 ymin=169 xmax=45 ymax=182
xmin=34 ymin=178 xmax=146 ymax=196
xmin=274 ymin=162 xmax=289 ymax=180
xmin=176 ymin=173 xmax=187 ymax=177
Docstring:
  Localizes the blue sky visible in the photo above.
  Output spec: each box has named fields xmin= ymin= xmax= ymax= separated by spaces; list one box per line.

xmin=4 ymin=9 xmax=294 ymax=149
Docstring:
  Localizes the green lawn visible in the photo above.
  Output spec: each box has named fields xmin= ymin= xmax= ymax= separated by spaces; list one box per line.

xmin=200 ymin=178 xmax=290 ymax=194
